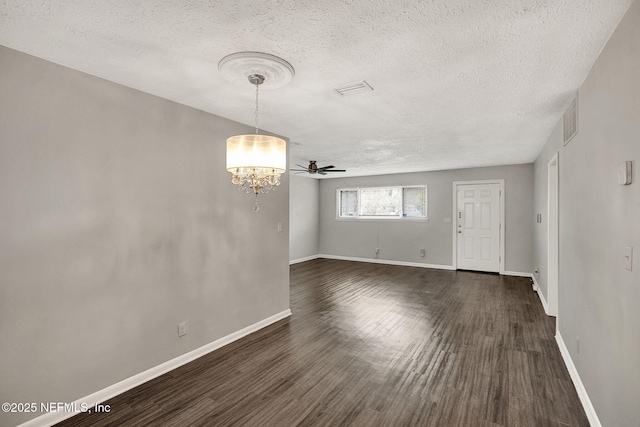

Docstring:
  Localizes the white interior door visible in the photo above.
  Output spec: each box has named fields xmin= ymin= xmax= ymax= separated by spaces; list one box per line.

xmin=456 ymin=184 xmax=501 ymax=272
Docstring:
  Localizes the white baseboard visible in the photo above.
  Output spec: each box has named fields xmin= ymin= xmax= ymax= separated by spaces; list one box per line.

xmin=528 ymin=273 xmax=550 ymax=315
xmin=534 ymin=278 xmax=549 ymax=315
xmin=318 ymin=254 xmax=455 ymax=270
xmin=289 ymin=254 xmax=320 ymax=265
xmin=18 ymin=309 xmax=292 ymax=427
xmin=555 ymin=332 xmax=602 ymax=427
xmin=502 ymin=270 xmax=533 ymax=278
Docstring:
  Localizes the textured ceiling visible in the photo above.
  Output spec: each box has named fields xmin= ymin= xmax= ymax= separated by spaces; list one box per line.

xmin=0 ymin=0 xmax=633 ymax=178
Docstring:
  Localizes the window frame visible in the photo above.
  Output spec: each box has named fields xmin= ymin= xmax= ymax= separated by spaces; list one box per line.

xmin=336 ymin=185 xmax=427 ymax=220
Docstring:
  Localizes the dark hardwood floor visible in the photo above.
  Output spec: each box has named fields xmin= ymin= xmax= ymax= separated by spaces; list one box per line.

xmin=56 ymin=259 xmax=588 ymax=427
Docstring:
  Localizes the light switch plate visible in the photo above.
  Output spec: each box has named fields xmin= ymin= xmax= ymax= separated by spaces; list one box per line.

xmin=624 ymin=247 xmax=633 ymax=271
xmin=178 ymin=321 xmax=187 ymax=337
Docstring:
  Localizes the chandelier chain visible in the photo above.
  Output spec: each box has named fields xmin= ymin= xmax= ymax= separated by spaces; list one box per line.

xmin=254 ymin=81 xmax=259 ymax=134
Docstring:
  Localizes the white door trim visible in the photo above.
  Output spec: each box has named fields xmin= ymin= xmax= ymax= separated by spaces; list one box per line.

xmin=452 ymin=179 xmax=505 ymax=274
xmin=547 ymin=153 xmax=559 ymax=318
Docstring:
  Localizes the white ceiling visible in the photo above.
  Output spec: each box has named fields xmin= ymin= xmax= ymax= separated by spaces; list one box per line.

xmin=0 ymin=0 xmax=633 ymax=178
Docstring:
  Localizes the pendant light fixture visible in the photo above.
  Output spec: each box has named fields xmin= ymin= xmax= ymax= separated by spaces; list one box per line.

xmin=219 ymin=52 xmax=294 ymax=211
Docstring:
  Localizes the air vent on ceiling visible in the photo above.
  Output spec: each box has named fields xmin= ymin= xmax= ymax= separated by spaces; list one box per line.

xmin=334 ymin=80 xmax=374 ymax=96
xmin=563 ymin=93 xmax=578 ymax=146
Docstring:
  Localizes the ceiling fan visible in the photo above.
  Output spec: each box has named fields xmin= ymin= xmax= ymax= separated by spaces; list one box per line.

xmin=290 ymin=161 xmax=346 ymax=175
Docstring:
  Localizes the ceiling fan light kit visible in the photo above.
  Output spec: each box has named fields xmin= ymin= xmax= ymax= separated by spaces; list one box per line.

xmin=220 ymin=52 xmax=293 ymax=211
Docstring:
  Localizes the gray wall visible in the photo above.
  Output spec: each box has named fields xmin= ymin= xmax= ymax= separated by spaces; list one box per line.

xmin=0 ymin=46 xmax=290 ymax=426
xmin=289 ymin=175 xmax=320 ymax=262
xmin=533 ymin=1 xmax=640 ymax=425
xmin=319 ymin=164 xmax=534 ymax=273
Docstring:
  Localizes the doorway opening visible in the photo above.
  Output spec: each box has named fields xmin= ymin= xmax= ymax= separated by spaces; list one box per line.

xmin=547 ymin=153 xmax=559 ymax=318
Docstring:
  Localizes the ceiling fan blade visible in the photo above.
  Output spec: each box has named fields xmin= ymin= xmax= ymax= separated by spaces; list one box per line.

xmin=318 ymin=165 xmax=335 ymax=170
xmin=323 ymin=169 xmax=346 ymax=172
xmin=294 ymin=164 xmax=308 ymax=169
xmin=290 ymin=169 xmax=309 ymax=172
xmin=318 ymin=171 xmax=327 ymax=175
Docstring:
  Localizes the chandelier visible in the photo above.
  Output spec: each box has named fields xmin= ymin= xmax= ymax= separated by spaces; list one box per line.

xmin=219 ymin=52 xmax=294 ymax=211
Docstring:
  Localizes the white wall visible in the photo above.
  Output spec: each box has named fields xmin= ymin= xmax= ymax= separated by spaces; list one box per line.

xmin=0 ymin=46 xmax=290 ymax=426
xmin=319 ymin=164 xmax=534 ymax=273
xmin=289 ymin=175 xmax=320 ymax=262
xmin=533 ymin=1 xmax=640 ymax=425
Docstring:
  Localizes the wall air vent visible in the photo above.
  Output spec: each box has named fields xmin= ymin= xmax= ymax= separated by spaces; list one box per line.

xmin=563 ymin=93 xmax=578 ymax=145
xmin=334 ymin=80 xmax=373 ymax=96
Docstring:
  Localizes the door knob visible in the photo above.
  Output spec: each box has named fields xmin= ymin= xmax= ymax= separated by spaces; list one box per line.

xmin=458 ymin=230 xmax=462 ymax=234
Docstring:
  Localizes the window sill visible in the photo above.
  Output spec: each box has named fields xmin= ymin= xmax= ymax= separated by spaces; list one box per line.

xmin=335 ymin=217 xmax=429 ymax=222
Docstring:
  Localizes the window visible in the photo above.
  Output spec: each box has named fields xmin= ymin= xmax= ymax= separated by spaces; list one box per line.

xmin=339 ymin=190 xmax=358 ymax=217
xmin=337 ymin=186 xmax=427 ymax=219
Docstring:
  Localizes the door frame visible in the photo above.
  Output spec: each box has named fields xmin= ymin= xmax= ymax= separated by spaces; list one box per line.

xmin=452 ymin=179 xmax=505 ymax=274
xmin=547 ymin=153 xmax=559 ymax=318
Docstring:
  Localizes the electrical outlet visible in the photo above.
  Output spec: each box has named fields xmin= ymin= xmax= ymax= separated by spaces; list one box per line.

xmin=277 ymin=222 xmax=283 ymax=232
xmin=420 ymin=248 xmax=425 ymax=257
xmin=576 ymin=337 xmax=580 ymax=354
xmin=178 ymin=321 xmax=187 ymax=337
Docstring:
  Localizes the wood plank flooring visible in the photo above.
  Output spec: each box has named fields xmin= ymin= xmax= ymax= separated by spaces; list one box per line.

xmin=56 ymin=259 xmax=588 ymax=427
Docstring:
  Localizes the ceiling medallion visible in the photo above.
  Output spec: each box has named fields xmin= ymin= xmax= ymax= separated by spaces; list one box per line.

xmin=218 ymin=52 xmax=295 ymax=89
